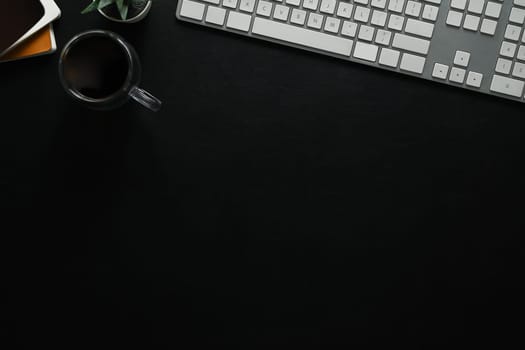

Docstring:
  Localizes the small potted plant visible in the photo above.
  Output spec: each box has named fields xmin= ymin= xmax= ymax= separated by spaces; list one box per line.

xmin=82 ymin=0 xmax=153 ymax=23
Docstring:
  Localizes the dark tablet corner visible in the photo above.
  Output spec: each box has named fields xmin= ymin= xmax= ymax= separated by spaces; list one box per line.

xmin=0 ymin=0 xmax=45 ymax=53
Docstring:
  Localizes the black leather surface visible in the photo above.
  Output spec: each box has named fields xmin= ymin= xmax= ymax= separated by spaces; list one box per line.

xmin=1 ymin=0 xmax=524 ymax=347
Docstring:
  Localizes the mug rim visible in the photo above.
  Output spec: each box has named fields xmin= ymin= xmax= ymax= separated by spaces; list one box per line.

xmin=58 ymin=30 xmax=135 ymax=104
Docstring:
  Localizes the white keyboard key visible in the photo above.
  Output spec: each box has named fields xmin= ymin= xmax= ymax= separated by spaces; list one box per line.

xmin=432 ymin=63 xmax=449 ymax=79
xmin=463 ymin=15 xmax=480 ymax=31
xmin=379 ymin=48 xmax=400 ymax=67
xmin=341 ymin=21 xmax=358 ymax=37
xmin=256 ymin=1 xmax=273 ymax=17
xmin=222 ymin=0 xmax=238 ymax=9
xmin=180 ymin=0 xmax=205 ymax=20
xmin=449 ymin=67 xmax=466 ymax=83
xmin=203 ymin=0 xmax=220 ymax=4
xmin=324 ymin=17 xmax=341 ymax=33
xmin=400 ymin=53 xmax=426 ymax=74
xmin=490 ymin=75 xmax=524 ymax=97
xmin=517 ymin=45 xmax=525 ymax=61
xmin=303 ymin=0 xmax=319 ymax=10
xmin=388 ymin=0 xmax=406 ymax=13
xmin=422 ymin=5 xmax=439 ymax=22
xmin=495 ymin=58 xmax=512 ymax=74
xmin=239 ymin=0 xmax=256 ymax=12
xmin=252 ymin=17 xmax=354 ymax=56
xmin=291 ymin=9 xmax=307 ymax=25
xmin=509 ymin=7 xmax=525 ymax=24
xmin=358 ymin=25 xmax=375 ymax=41
xmin=388 ymin=14 xmax=405 ymax=31
xmin=354 ymin=0 xmax=369 ymax=4
xmin=446 ymin=10 xmax=463 ymax=27
xmin=515 ymin=0 xmax=525 ymax=7
xmin=466 ymin=71 xmax=483 ymax=87
xmin=450 ymin=0 xmax=466 ymax=10
xmin=354 ymin=6 xmax=371 ymax=23
xmin=286 ymin=0 xmax=301 ymax=6
xmin=353 ymin=41 xmax=379 ymax=62
xmin=227 ymin=11 xmax=252 ymax=31
xmin=480 ymin=19 xmax=497 ymax=35
xmin=468 ymin=0 xmax=485 ymax=14
xmin=371 ymin=0 xmax=387 ymax=9
xmin=392 ymin=33 xmax=430 ymax=55
xmin=320 ymin=0 xmax=337 ymax=14
xmin=454 ymin=50 xmax=470 ymax=67
xmin=484 ymin=2 xmax=501 ymax=18
xmin=513 ymin=61 xmax=525 ymax=78
xmin=371 ymin=10 xmax=387 ymax=27
xmin=205 ymin=6 xmax=226 ymax=25
xmin=337 ymin=3 xmax=353 ymax=19
xmin=375 ymin=29 xmax=392 ymax=46
xmin=405 ymin=1 xmax=422 ymax=17
xmin=274 ymin=5 xmax=290 ymax=21
xmin=426 ymin=0 xmax=441 ymax=4
xmin=404 ymin=19 xmax=434 ymax=38
xmin=307 ymin=13 xmax=324 ymax=29
xmin=505 ymin=24 xmax=522 ymax=41
xmin=500 ymin=41 xmax=517 ymax=58
xmin=306 ymin=13 xmax=324 ymax=29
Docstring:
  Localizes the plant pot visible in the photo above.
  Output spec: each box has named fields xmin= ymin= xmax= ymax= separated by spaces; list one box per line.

xmin=98 ymin=0 xmax=152 ymax=23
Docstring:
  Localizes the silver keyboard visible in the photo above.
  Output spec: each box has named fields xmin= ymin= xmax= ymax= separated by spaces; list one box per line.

xmin=176 ymin=0 xmax=525 ymax=103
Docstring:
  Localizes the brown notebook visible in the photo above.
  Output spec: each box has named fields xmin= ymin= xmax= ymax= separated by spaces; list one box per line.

xmin=0 ymin=0 xmax=61 ymax=56
xmin=0 ymin=24 xmax=56 ymax=63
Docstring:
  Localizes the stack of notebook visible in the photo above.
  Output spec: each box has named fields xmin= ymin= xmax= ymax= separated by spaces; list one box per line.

xmin=0 ymin=0 xmax=61 ymax=63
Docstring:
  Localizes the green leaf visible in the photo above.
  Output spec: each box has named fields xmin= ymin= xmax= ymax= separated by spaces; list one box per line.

xmin=81 ymin=0 xmax=144 ymax=20
xmin=81 ymin=0 xmax=101 ymax=14
xmin=116 ymin=0 xmax=129 ymax=20
xmin=118 ymin=6 xmax=129 ymax=20
xmin=98 ymin=0 xmax=114 ymax=9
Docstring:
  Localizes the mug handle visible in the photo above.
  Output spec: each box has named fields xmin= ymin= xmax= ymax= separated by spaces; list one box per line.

xmin=129 ymin=86 xmax=162 ymax=112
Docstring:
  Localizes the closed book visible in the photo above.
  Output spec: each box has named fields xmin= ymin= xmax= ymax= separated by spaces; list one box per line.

xmin=0 ymin=24 xmax=56 ymax=63
xmin=0 ymin=0 xmax=60 ymax=57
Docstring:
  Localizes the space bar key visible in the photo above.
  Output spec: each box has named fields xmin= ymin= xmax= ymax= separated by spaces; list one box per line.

xmin=252 ymin=18 xmax=353 ymax=57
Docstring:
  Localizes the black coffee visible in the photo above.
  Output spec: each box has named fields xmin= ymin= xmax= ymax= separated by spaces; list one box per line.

xmin=63 ymin=35 xmax=129 ymax=99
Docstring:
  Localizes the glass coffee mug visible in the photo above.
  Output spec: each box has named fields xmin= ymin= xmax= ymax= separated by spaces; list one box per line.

xmin=58 ymin=30 xmax=161 ymax=112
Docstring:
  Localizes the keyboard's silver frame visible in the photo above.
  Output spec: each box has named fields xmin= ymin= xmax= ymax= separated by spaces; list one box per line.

xmin=176 ymin=0 xmax=525 ymax=104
